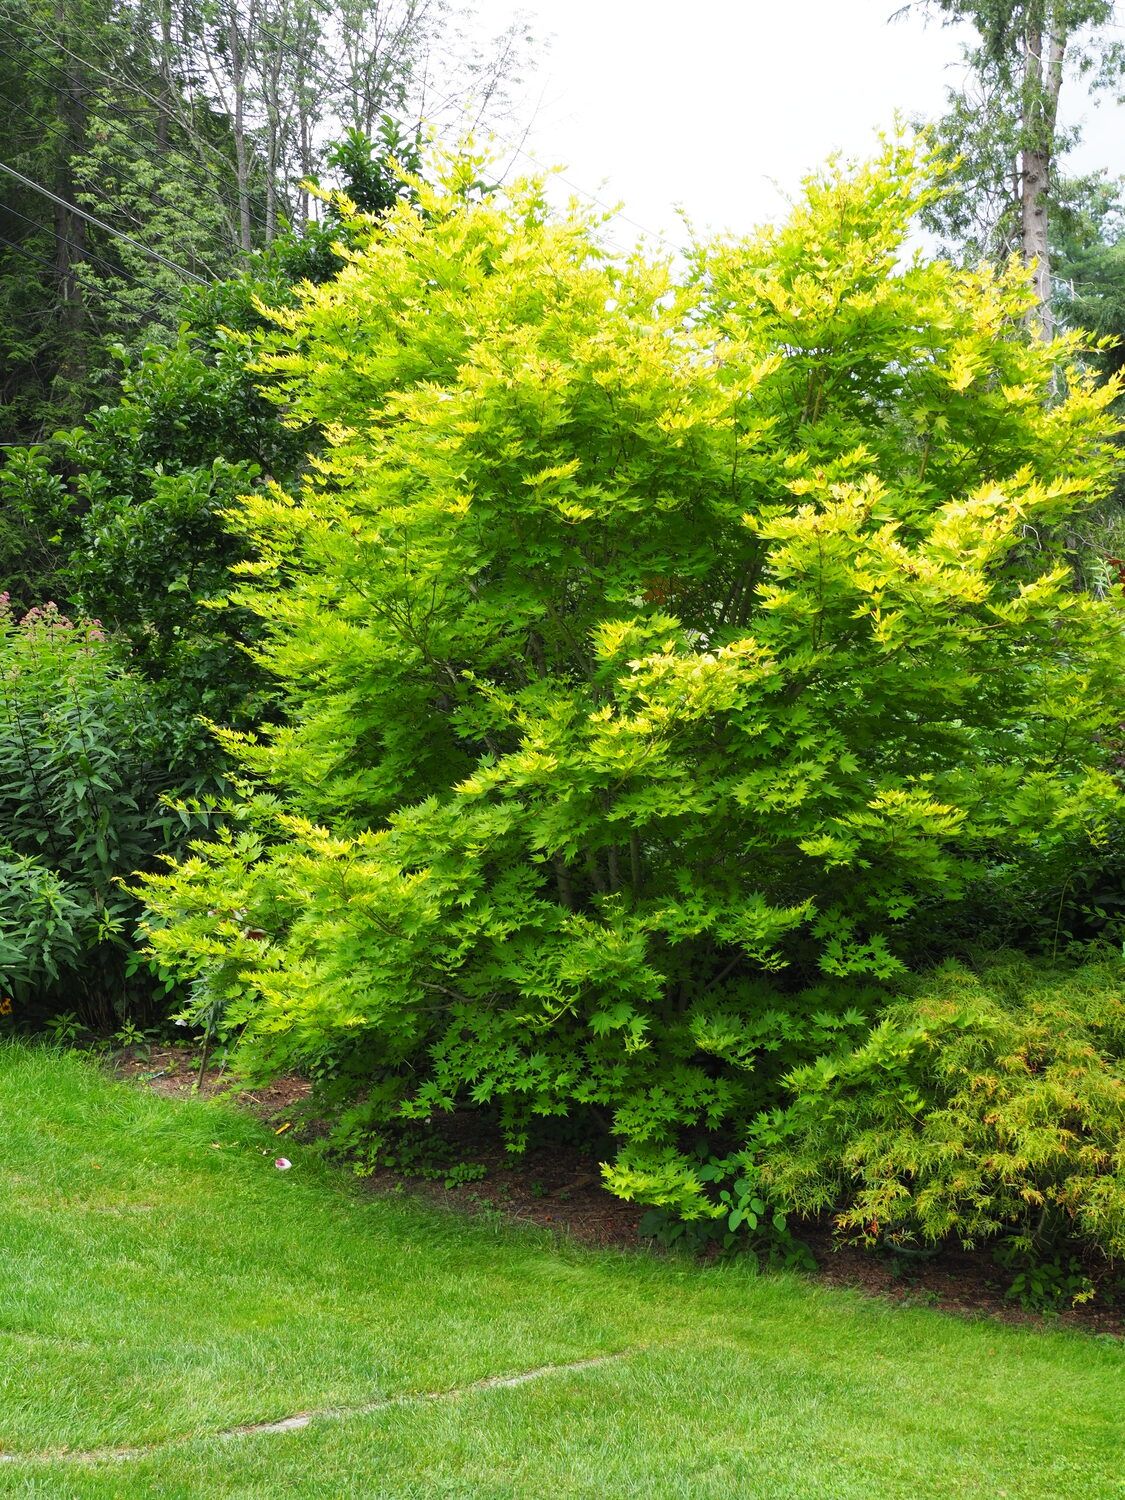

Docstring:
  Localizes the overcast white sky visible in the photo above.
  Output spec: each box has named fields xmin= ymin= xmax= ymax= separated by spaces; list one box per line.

xmin=469 ymin=0 xmax=1124 ymax=249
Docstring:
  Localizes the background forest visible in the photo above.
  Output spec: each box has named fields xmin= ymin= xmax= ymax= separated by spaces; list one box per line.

xmin=0 ymin=0 xmax=531 ymax=434
xmin=3 ymin=0 xmax=1125 ymax=1299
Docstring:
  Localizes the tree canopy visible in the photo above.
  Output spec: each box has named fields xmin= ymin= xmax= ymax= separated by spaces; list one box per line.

xmin=915 ymin=0 xmax=1125 ymax=338
xmin=138 ymin=140 xmax=1125 ymax=1225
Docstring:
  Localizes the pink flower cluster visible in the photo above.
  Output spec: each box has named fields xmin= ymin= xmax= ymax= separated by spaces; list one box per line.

xmin=1 ymin=594 xmax=106 ymax=642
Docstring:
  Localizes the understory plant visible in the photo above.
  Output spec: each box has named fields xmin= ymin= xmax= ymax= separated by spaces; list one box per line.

xmin=0 ymin=596 xmax=221 ymax=1028
xmin=138 ymin=138 xmax=1125 ymax=1237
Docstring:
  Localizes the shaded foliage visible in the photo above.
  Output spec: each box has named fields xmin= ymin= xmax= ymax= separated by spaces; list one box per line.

xmin=0 ymin=597 xmax=221 ymax=1028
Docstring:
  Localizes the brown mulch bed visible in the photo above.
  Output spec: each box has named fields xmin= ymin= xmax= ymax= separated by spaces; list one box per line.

xmin=111 ymin=1042 xmax=1124 ymax=1338
xmin=113 ymin=1043 xmax=313 ymax=1116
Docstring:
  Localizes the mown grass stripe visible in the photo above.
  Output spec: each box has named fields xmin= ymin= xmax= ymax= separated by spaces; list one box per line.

xmin=0 ymin=1353 xmax=633 ymax=1465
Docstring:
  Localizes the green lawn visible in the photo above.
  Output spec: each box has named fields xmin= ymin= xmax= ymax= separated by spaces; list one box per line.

xmin=0 ymin=1044 xmax=1121 ymax=1499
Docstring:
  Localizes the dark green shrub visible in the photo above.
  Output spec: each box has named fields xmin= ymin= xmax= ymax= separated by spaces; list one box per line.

xmin=0 ymin=447 xmax=79 ymax=615
xmin=0 ymin=853 xmax=87 ymax=997
xmin=0 ymin=595 xmax=221 ymax=1028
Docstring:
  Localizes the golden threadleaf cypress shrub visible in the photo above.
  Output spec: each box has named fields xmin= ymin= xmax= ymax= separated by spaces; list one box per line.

xmin=758 ymin=955 xmax=1125 ymax=1258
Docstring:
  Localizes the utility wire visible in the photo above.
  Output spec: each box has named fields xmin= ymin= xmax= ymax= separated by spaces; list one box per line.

xmin=0 ymin=161 xmax=208 ymax=283
xmin=11 ymin=10 xmax=649 ymax=256
xmin=0 ymin=18 xmax=671 ymax=277
xmin=1 ymin=15 xmax=626 ymax=260
xmin=0 ymin=199 xmax=153 ymax=283
xmin=0 ymin=235 xmax=165 ymax=334
xmin=7 ymin=16 xmax=254 ymax=192
xmin=0 ymin=55 xmax=265 ymax=255
xmin=0 ymin=96 xmax=151 ymax=246
xmin=0 ymin=20 xmax=272 ymax=241
xmin=0 ymin=229 xmax=58 ymax=273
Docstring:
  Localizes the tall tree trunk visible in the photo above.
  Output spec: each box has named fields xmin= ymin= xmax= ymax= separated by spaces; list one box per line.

xmin=229 ymin=4 xmax=253 ymax=253
xmin=1020 ymin=154 xmax=1051 ymax=336
xmin=1020 ymin=10 xmax=1065 ymax=341
xmin=262 ymin=27 xmax=284 ymax=244
xmin=295 ymin=2 xmax=318 ymax=232
xmin=51 ymin=0 xmax=87 ymax=411
xmin=156 ymin=0 xmax=173 ymax=152
xmin=298 ymin=107 xmax=311 ymax=229
xmin=264 ymin=158 xmax=277 ymax=243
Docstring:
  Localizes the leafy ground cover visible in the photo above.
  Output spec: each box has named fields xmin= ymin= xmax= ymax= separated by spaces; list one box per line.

xmin=1 ymin=1044 xmax=1123 ymax=1499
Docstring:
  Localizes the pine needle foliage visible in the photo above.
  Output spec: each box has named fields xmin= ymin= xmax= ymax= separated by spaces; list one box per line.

xmin=139 ymin=140 xmax=1125 ymax=1221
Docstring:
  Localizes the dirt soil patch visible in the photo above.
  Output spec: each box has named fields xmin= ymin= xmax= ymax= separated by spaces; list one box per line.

xmin=111 ymin=1043 xmax=1124 ymax=1338
xmin=114 ymin=1044 xmax=313 ymax=1117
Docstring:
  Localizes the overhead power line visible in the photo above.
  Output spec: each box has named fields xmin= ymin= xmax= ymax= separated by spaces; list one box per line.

xmin=0 ymin=229 xmax=57 ymax=273
xmin=0 ymin=30 xmax=273 ymax=241
xmin=0 ymin=230 xmax=165 ymax=332
xmin=3 ymin=15 xmax=255 ymax=198
xmin=0 ymin=199 xmax=150 ymax=283
xmin=0 ymin=160 xmax=209 ymax=283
